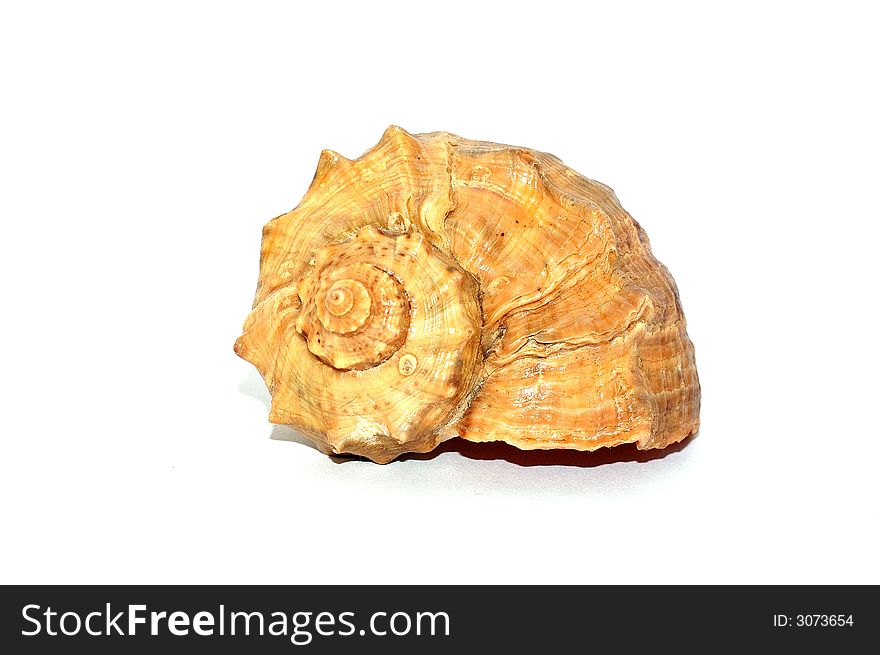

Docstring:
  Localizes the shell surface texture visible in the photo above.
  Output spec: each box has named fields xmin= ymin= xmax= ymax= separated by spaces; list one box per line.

xmin=235 ymin=127 xmax=700 ymax=463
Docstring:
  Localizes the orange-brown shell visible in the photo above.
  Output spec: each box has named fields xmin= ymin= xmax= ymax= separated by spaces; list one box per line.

xmin=234 ymin=126 xmax=700 ymax=462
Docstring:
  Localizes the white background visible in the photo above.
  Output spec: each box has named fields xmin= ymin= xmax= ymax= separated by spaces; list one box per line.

xmin=1 ymin=1 xmax=878 ymax=584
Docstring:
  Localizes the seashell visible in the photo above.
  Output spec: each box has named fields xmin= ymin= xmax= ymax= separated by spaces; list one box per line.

xmin=234 ymin=127 xmax=700 ymax=463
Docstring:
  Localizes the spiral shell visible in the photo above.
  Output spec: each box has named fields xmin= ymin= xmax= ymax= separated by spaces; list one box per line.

xmin=234 ymin=127 xmax=700 ymax=463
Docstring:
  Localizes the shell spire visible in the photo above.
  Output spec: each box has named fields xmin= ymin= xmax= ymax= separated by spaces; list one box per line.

xmin=236 ymin=127 xmax=700 ymax=462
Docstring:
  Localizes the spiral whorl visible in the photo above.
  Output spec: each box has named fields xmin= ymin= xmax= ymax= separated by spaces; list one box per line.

xmin=296 ymin=251 xmax=410 ymax=371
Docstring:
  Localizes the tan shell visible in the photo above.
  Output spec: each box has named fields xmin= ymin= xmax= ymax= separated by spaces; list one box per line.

xmin=234 ymin=127 xmax=700 ymax=463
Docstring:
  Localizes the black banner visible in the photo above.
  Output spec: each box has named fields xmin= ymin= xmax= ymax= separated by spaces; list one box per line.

xmin=1 ymin=586 xmax=874 ymax=652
